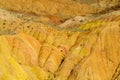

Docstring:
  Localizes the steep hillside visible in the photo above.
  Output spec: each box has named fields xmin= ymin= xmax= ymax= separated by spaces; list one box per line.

xmin=0 ymin=8 xmax=120 ymax=80
xmin=0 ymin=0 xmax=120 ymax=25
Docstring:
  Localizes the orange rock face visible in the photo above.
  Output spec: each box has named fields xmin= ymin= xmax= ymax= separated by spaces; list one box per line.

xmin=0 ymin=1 xmax=120 ymax=80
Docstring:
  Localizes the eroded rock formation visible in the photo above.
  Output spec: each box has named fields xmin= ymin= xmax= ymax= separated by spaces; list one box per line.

xmin=0 ymin=0 xmax=120 ymax=80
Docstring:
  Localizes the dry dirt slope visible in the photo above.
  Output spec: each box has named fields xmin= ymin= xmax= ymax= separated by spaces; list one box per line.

xmin=0 ymin=8 xmax=120 ymax=80
xmin=0 ymin=0 xmax=120 ymax=24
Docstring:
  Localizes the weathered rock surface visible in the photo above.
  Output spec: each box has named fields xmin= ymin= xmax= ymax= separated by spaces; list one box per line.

xmin=0 ymin=0 xmax=120 ymax=25
xmin=0 ymin=0 xmax=120 ymax=80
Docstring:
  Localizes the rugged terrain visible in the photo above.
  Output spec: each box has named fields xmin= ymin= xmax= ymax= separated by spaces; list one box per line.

xmin=0 ymin=0 xmax=120 ymax=80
